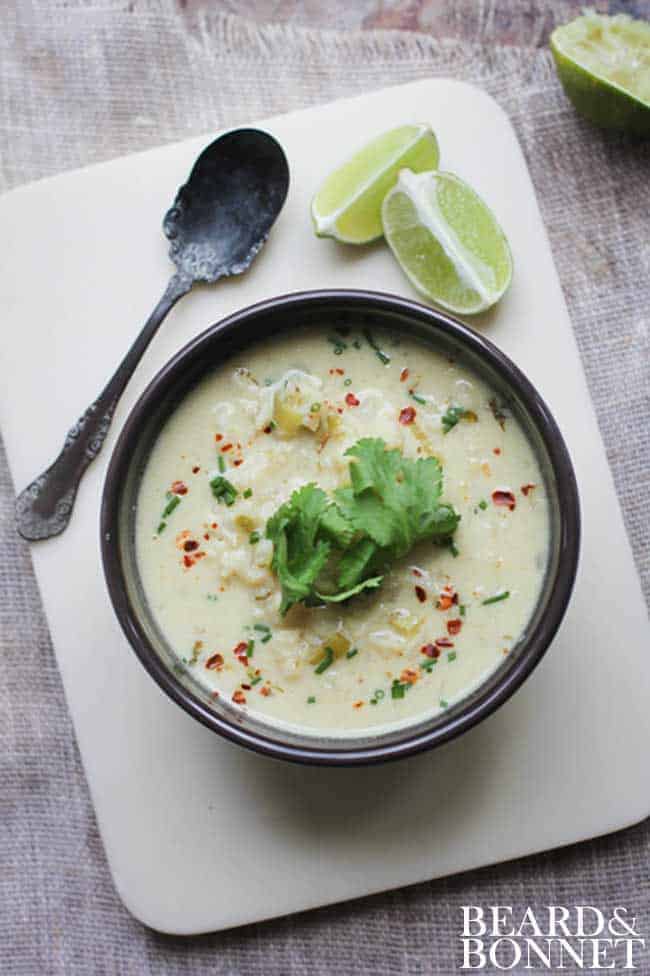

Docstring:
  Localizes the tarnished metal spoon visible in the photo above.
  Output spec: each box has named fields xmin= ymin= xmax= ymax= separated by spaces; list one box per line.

xmin=15 ymin=128 xmax=290 ymax=542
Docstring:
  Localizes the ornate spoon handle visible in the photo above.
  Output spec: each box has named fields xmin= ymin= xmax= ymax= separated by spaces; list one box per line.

xmin=15 ymin=272 xmax=192 ymax=542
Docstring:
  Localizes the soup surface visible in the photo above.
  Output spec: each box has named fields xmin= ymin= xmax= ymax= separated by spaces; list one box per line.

xmin=136 ymin=327 xmax=549 ymax=735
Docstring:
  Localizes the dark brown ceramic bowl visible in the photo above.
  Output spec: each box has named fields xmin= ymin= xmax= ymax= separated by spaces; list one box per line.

xmin=101 ymin=290 xmax=580 ymax=765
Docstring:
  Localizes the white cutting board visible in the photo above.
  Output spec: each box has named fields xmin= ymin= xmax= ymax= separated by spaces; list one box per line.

xmin=1 ymin=80 xmax=649 ymax=935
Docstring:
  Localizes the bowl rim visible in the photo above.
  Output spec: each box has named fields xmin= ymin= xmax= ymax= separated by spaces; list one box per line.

xmin=100 ymin=288 xmax=580 ymax=766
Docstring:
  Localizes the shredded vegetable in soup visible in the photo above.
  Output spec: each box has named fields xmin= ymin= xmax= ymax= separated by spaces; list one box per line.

xmin=136 ymin=327 xmax=549 ymax=735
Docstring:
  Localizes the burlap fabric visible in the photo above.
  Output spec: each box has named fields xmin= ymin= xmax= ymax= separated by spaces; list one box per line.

xmin=1 ymin=2 xmax=649 ymax=973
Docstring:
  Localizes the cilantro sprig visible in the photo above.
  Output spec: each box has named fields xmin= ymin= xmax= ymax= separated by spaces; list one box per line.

xmin=266 ymin=438 xmax=459 ymax=615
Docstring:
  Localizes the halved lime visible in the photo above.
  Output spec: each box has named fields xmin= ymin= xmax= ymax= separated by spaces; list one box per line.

xmin=381 ymin=170 xmax=513 ymax=315
xmin=551 ymin=12 xmax=650 ymax=135
xmin=311 ymin=124 xmax=439 ymax=244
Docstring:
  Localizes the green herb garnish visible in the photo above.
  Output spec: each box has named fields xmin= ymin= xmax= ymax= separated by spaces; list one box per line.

xmin=210 ymin=476 xmax=238 ymax=506
xmin=307 ymin=696 xmax=316 ymax=704
xmin=250 ymin=675 xmax=262 ymax=687
xmin=243 ymin=488 xmax=253 ymax=499
xmin=478 ymin=499 xmax=488 ymax=511
xmin=247 ymin=639 xmax=255 ymax=658
xmin=410 ymin=391 xmax=427 ymax=405
xmin=391 ymin=679 xmax=407 ymax=700
xmin=370 ymin=688 xmax=385 ymax=705
xmin=363 ymin=329 xmax=390 ymax=365
xmin=328 ymin=335 xmax=347 ymax=355
xmin=162 ymin=494 xmax=181 ymax=519
xmin=315 ymin=646 xmax=334 ymax=674
xmin=441 ymin=405 xmax=467 ymax=434
xmin=253 ymin=623 xmax=270 ymax=633
xmin=311 ymin=402 xmax=321 ymax=412
xmin=343 ymin=378 xmax=352 ymax=387
xmin=459 ymin=604 xmax=466 ymax=617
xmin=249 ymin=531 xmax=261 ymax=545
xmin=265 ymin=438 xmax=459 ymax=615
xmin=440 ymin=699 xmax=449 ymax=709
xmin=482 ymin=590 xmax=510 ymax=606
xmin=421 ymin=657 xmax=437 ymax=673
xmin=346 ymin=647 xmax=359 ymax=659
xmin=218 ymin=455 xmax=226 ymax=473
xmin=157 ymin=521 xmax=167 ymax=534
xmin=448 ymin=651 xmax=457 ymax=662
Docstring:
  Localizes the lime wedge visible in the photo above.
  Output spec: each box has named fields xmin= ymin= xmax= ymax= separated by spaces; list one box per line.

xmin=311 ymin=124 xmax=439 ymax=244
xmin=381 ymin=170 xmax=513 ymax=315
xmin=551 ymin=12 xmax=650 ymax=135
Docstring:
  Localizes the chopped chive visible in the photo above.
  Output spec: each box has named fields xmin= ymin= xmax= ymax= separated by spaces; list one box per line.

xmin=459 ymin=604 xmax=466 ymax=617
xmin=253 ymin=623 xmax=271 ymax=633
xmin=261 ymin=633 xmax=272 ymax=643
xmin=391 ymin=679 xmax=406 ymax=700
xmin=250 ymin=676 xmax=262 ymax=687
xmin=328 ymin=335 xmax=347 ymax=355
xmin=346 ymin=647 xmax=358 ymax=659
xmin=310 ymin=402 xmax=321 ymax=412
xmin=442 ymin=405 xmax=467 ymax=434
xmin=218 ymin=455 xmax=226 ymax=473
xmin=315 ymin=646 xmax=334 ymax=674
xmin=439 ymin=699 xmax=449 ymax=709
xmin=478 ymin=499 xmax=488 ymax=511
xmin=482 ymin=591 xmax=510 ymax=606
xmin=210 ymin=476 xmax=238 ymax=506
xmin=157 ymin=521 xmax=167 ymax=534
xmin=247 ymin=639 xmax=255 ymax=658
xmin=243 ymin=488 xmax=253 ymax=498
xmin=343 ymin=378 xmax=352 ymax=387
xmin=410 ymin=391 xmax=427 ymax=405
xmin=268 ymin=420 xmax=277 ymax=431
xmin=421 ymin=658 xmax=437 ymax=673
xmin=363 ymin=328 xmax=390 ymax=365
xmin=249 ymin=530 xmax=261 ymax=545
xmin=206 ymin=593 xmax=218 ymax=602
xmin=449 ymin=540 xmax=459 ymax=558
xmin=374 ymin=689 xmax=385 ymax=700
xmin=307 ymin=695 xmax=316 ymax=704
xmin=447 ymin=651 xmax=457 ymax=662
xmin=161 ymin=494 xmax=181 ymax=519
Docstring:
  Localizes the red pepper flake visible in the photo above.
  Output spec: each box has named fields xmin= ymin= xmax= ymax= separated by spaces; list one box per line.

xmin=421 ymin=643 xmax=440 ymax=659
xmin=192 ymin=466 xmax=200 ymax=474
xmin=399 ymin=406 xmax=416 ymax=425
xmin=400 ymin=667 xmax=419 ymax=685
xmin=437 ymin=585 xmax=458 ymax=610
xmin=521 ymin=483 xmax=537 ymax=496
xmin=205 ymin=652 xmax=224 ymax=671
xmin=447 ymin=619 xmax=462 ymax=636
xmin=171 ymin=480 xmax=188 ymax=495
xmin=183 ymin=555 xmax=195 ymax=568
xmin=194 ymin=551 xmax=206 ymax=561
xmin=204 ymin=533 xmax=210 ymax=541
xmin=183 ymin=539 xmax=199 ymax=552
xmin=414 ymin=585 xmax=427 ymax=603
xmin=211 ymin=522 xmax=218 ymax=529
xmin=220 ymin=443 xmax=233 ymax=453
xmin=353 ymin=700 xmax=364 ymax=709
xmin=215 ymin=433 xmax=223 ymax=442
xmin=345 ymin=392 xmax=360 ymax=407
xmin=435 ymin=637 xmax=454 ymax=650
xmin=241 ymin=683 xmax=252 ymax=691
xmin=232 ymin=690 xmax=247 ymax=705
xmin=233 ymin=458 xmax=243 ymax=467
xmin=260 ymin=686 xmax=271 ymax=697
xmin=493 ymin=447 xmax=501 ymax=456
xmin=337 ymin=407 xmax=343 ymax=414
xmin=412 ymin=568 xmax=423 ymax=578
xmin=492 ymin=489 xmax=516 ymax=511
xmin=263 ymin=425 xmax=273 ymax=434
xmin=233 ymin=641 xmax=249 ymax=666
xmin=400 ymin=367 xmax=410 ymax=382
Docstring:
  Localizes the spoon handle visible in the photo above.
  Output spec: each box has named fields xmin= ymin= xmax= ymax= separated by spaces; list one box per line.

xmin=15 ymin=271 xmax=193 ymax=542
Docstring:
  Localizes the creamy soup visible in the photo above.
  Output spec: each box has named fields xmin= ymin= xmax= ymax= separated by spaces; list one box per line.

xmin=136 ymin=327 xmax=549 ymax=735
